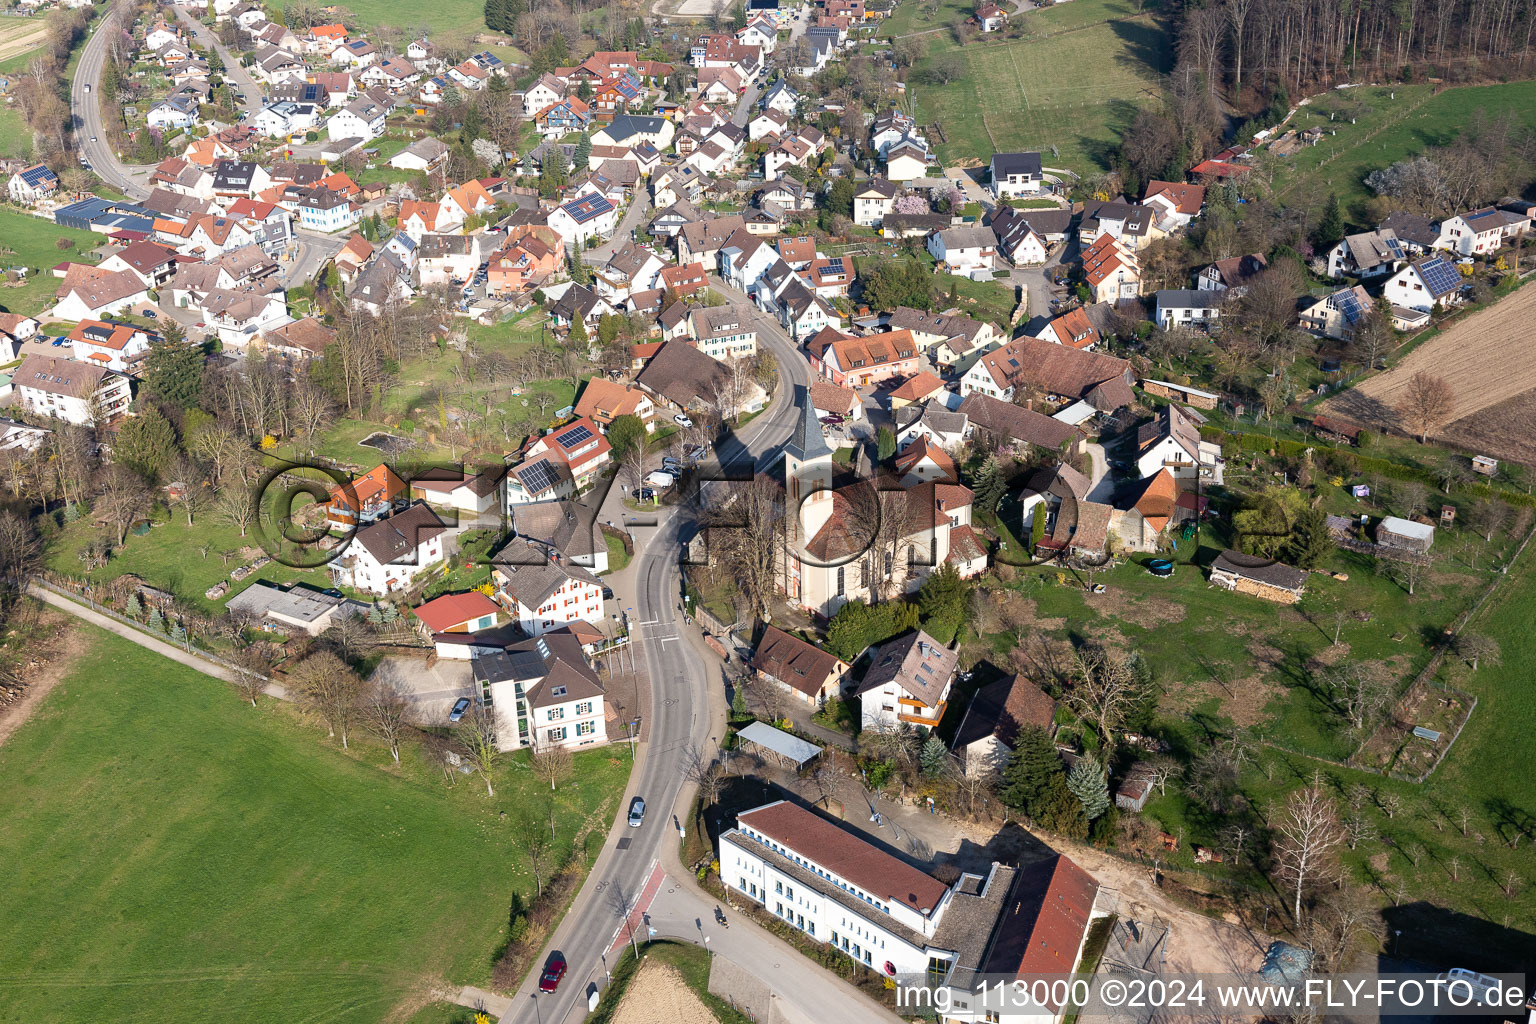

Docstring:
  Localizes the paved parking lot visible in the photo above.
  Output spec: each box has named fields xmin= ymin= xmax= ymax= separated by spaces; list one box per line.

xmin=371 ymin=654 xmax=475 ymax=726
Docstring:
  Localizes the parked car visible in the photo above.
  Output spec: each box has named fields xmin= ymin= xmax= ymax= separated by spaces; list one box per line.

xmin=448 ymin=697 xmax=471 ymax=722
xmin=143 ymin=309 xmax=157 ymax=318
xmin=627 ymin=796 xmax=646 ymax=827
xmin=538 ymin=955 xmax=567 ymax=993
xmin=633 ymin=487 xmax=655 ymax=502
xmin=674 ymin=413 xmax=693 ymax=427
xmin=661 ymin=457 xmax=681 ymax=471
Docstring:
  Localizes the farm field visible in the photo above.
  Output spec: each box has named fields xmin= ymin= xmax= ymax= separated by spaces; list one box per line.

xmin=0 ymin=208 xmax=106 ymax=317
xmin=0 ymin=626 xmax=630 ymax=1024
xmin=0 ymin=17 xmax=48 ymax=64
xmin=1440 ymin=388 xmax=1536 ymax=466
xmin=1273 ymin=81 xmax=1536 ymax=229
xmin=908 ymin=0 xmax=1171 ymax=170
xmin=1322 ymin=282 xmax=1536 ymax=437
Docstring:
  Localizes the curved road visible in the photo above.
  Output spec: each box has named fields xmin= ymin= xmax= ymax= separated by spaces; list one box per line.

xmin=506 ymin=306 xmax=896 ymax=1024
xmin=72 ymin=10 xmax=149 ymax=198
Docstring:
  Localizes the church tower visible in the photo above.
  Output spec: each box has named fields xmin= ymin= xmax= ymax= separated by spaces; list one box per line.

xmin=783 ymin=384 xmax=836 ymax=547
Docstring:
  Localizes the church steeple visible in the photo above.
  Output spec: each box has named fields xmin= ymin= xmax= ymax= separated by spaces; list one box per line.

xmin=783 ymin=384 xmax=834 ymax=508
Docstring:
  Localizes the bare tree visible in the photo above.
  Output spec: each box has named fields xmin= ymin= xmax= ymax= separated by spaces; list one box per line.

xmin=521 ymin=808 xmax=551 ymax=896
xmin=97 ymin=470 xmax=150 ymax=546
xmin=680 ymin=741 xmax=725 ymax=806
xmin=1272 ymin=772 xmax=1346 ymax=921
xmin=1146 ymin=754 xmax=1182 ymax=796
xmin=1330 ymin=662 xmax=1392 ymax=731
xmin=288 ymin=651 xmax=364 ymax=748
xmin=704 ymin=476 xmax=783 ymax=620
xmin=1454 ymin=632 xmax=1500 ymax=670
xmin=360 ymin=677 xmax=411 ymax=763
xmin=228 ymin=645 xmax=271 ymax=707
xmin=1467 ymin=498 xmax=1508 ymax=542
xmin=1066 ymin=645 xmax=1147 ymax=762
xmin=531 ymin=741 xmax=573 ymax=791
xmin=1396 ymin=372 xmax=1455 ymax=443
xmin=460 ymin=701 xmax=501 ymax=797
xmin=841 ymin=479 xmax=913 ymax=603
xmin=215 ymin=485 xmax=258 ymax=538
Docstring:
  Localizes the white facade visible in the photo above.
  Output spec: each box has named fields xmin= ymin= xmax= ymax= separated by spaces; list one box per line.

xmin=506 ymin=575 xmax=604 ymax=637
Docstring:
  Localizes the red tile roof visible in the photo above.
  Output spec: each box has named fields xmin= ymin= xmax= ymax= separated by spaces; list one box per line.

xmin=737 ymin=800 xmax=950 ymax=913
xmin=411 ymin=591 xmax=500 ymax=632
xmin=983 ymin=854 xmax=1099 ymax=993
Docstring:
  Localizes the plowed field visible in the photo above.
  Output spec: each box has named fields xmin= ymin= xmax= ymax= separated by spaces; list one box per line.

xmin=1323 ymin=282 xmax=1536 ymax=437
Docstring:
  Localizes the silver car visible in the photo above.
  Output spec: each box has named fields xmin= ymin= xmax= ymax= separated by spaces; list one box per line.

xmin=627 ymin=796 xmax=646 ymax=827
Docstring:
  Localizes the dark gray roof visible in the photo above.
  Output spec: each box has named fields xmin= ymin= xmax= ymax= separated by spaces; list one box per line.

xmin=1211 ymin=550 xmax=1308 ymax=593
xmin=854 ymin=629 xmax=957 ymax=707
xmin=1156 ymin=289 xmax=1221 ymax=308
xmin=991 ymin=152 xmax=1042 ymax=177
xmin=784 ymin=383 xmax=833 ymax=463
xmin=352 ymin=503 xmax=447 ymax=564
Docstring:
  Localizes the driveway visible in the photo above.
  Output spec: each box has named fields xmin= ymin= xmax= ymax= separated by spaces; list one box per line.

xmin=370 ymin=654 xmax=475 ymax=725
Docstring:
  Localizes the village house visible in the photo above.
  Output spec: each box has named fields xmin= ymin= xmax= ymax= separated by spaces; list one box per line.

xmin=511 ymin=499 xmax=610 ymax=573
xmin=989 ymin=151 xmax=1043 ymax=198
xmin=848 ymin=630 xmax=957 ymax=732
xmin=329 ymin=503 xmax=450 ymax=595
xmin=1298 ymin=285 xmax=1373 ymax=341
xmin=927 ymin=225 xmax=996 ymax=277
xmin=751 ymin=625 xmax=850 ymax=708
xmin=806 ymin=329 xmax=921 ymax=388
xmin=1141 ymin=180 xmax=1206 ymax=231
xmin=473 ymin=632 xmax=608 ymax=752
xmin=960 ymin=336 xmax=1136 ymax=412
xmin=1383 ymin=255 xmax=1464 ymax=313
xmin=1197 ymin=252 xmax=1266 ymax=295
xmin=505 ymin=418 xmax=613 ymax=506
xmin=1155 ymin=289 xmax=1223 ymax=331
xmin=952 ymin=674 xmax=1057 ymax=776
xmin=1034 ymin=306 xmax=1102 ymax=350
xmin=13 ymin=354 xmax=131 ymax=426
xmin=1327 ymin=229 xmax=1406 ymax=280
xmin=411 ymin=591 xmax=502 ymax=653
xmin=66 ymin=319 xmax=154 ymax=373
xmin=489 ymin=539 xmax=605 ymax=636
xmin=326 ymin=463 xmax=407 ymax=527
xmin=1136 ymin=402 xmax=1223 ymax=484
xmin=408 ymin=467 xmax=504 ymax=516
xmin=1080 ymin=233 xmax=1140 ymax=303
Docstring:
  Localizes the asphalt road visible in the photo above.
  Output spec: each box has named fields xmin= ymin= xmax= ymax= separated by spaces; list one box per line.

xmin=72 ymin=12 xmax=149 ymax=198
xmin=172 ymin=6 xmax=264 ymax=119
xmin=505 ymin=294 xmax=829 ymax=1024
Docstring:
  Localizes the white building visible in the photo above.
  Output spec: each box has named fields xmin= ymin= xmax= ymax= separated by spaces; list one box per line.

xmin=721 ymin=799 xmax=1107 ymax=1024
xmin=328 ymin=502 xmax=448 ymax=595
xmin=473 ymin=631 xmax=609 ymax=752
xmin=927 ymin=226 xmax=995 ymax=277
xmin=547 ymin=193 xmax=618 ymax=247
xmin=326 ymin=94 xmax=387 ymax=142
xmin=13 ymin=354 xmax=131 ymax=426
xmin=490 ymin=539 xmax=605 ymax=636
xmin=1382 ymin=255 xmax=1464 ymax=313
xmin=1135 ymin=401 xmax=1224 ymax=484
xmin=848 ymin=630 xmax=957 ymax=733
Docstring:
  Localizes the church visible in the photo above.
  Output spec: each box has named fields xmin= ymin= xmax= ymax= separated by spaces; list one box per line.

xmin=780 ymin=386 xmax=989 ymax=620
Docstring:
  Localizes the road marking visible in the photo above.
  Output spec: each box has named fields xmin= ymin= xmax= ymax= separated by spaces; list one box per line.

xmin=604 ymin=860 xmax=666 ymax=957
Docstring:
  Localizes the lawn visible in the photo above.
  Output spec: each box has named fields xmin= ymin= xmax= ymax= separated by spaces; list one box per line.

xmin=279 ymin=0 xmax=491 ymax=46
xmin=0 ymin=626 xmax=632 ymax=1024
xmin=908 ymin=0 xmax=1171 ymax=170
xmin=0 ymin=105 xmax=32 ymax=161
xmin=0 ymin=208 xmax=107 ymax=318
xmin=1272 ymin=81 xmax=1536 ymax=229
xmin=45 ymin=497 xmax=348 ymax=616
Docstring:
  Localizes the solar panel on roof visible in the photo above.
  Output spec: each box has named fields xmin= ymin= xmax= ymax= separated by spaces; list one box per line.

xmin=1334 ymin=289 xmax=1364 ymax=324
xmin=518 ymin=461 xmax=560 ymax=495
xmin=1383 ymin=236 xmax=1405 ymax=259
xmin=1417 ymin=256 xmax=1460 ymax=296
xmin=554 ymin=424 xmax=593 ymax=448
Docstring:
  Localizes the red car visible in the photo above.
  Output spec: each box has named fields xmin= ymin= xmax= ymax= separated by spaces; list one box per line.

xmin=539 ymin=955 xmax=567 ymax=993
